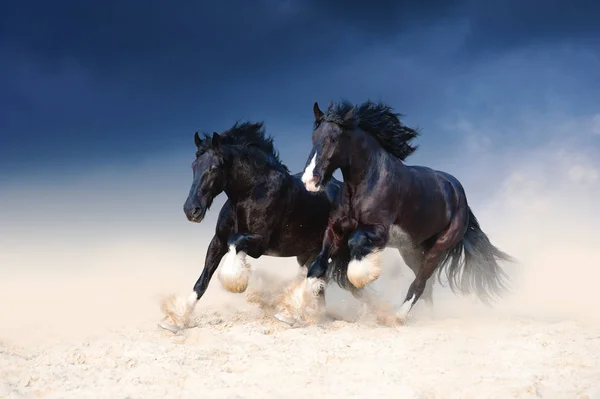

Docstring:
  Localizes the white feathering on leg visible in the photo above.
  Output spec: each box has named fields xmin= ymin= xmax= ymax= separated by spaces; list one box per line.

xmin=218 ymin=245 xmax=252 ymax=293
xmin=397 ymin=294 xmax=416 ymax=323
xmin=347 ymin=250 xmax=382 ymax=288
xmin=275 ymin=277 xmax=326 ymax=326
xmin=158 ymin=291 xmax=199 ymax=333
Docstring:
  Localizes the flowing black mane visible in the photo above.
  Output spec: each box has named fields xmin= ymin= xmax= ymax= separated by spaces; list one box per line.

xmin=320 ymin=100 xmax=420 ymax=160
xmin=197 ymin=121 xmax=289 ymax=173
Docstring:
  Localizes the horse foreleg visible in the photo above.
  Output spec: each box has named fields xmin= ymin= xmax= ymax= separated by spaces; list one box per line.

xmin=159 ymin=234 xmax=228 ymax=333
xmin=274 ymin=237 xmax=333 ymax=327
xmin=215 ymin=232 xmax=266 ymax=294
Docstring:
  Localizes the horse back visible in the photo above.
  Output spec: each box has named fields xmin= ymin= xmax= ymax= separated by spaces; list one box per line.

xmin=397 ymin=165 xmax=466 ymax=243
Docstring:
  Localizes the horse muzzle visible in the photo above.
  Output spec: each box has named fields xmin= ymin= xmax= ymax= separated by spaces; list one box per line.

xmin=184 ymin=201 xmax=206 ymax=223
xmin=302 ymin=173 xmax=321 ymax=192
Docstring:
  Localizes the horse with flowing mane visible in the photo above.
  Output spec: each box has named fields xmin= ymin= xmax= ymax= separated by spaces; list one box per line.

xmin=292 ymin=100 xmax=514 ymax=323
xmin=160 ymin=120 xmax=394 ymax=332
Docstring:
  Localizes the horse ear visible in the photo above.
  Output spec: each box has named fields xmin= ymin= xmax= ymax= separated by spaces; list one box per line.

xmin=313 ymin=102 xmax=324 ymax=122
xmin=343 ymin=107 xmax=356 ymax=123
xmin=194 ymin=131 xmax=202 ymax=147
xmin=211 ymin=132 xmax=221 ymax=150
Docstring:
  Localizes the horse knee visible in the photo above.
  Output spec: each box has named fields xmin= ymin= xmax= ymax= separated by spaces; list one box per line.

xmin=347 ymin=230 xmax=371 ymax=258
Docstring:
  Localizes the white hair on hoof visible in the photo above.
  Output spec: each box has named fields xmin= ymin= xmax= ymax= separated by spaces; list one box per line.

xmin=347 ymin=250 xmax=382 ymax=289
xmin=396 ymin=293 xmax=416 ymax=324
xmin=274 ymin=276 xmax=326 ymax=326
xmin=158 ymin=292 xmax=198 ymax=333
xmin=218 ymin=245 xmax=252 ymax=293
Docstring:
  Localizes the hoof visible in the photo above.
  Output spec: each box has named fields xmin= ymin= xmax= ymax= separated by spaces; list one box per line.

xmin=158 ymin=318 xmax=182 ymax=334
xmin=274 ymin=312 xmax=297 ymax=327
xmin=158 ymin=292 xmax=198 ymax=333
xmin=275 ymin=277 xmax=326 ymax=326
xmin=396 ymin=294 xmax=416 ymax=324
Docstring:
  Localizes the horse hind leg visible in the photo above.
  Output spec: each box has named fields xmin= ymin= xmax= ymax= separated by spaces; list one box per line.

xmin=397 ymin=210 xmax=468 ymax=324
xmin=399 ymin=248 xmax=434 ymax=307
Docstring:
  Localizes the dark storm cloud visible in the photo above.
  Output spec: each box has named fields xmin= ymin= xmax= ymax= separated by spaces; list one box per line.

xmin=0 ymin=0 xmax=465 ymax=82
xmin=2 ymin=0 xmax=599 ymax=89
xmin=462 ymin=0 xmax=600 ymax=55
xmin=0 ymin=0 xmax=464 ymax=173
xmin=1 ymin=0 xmax=599 ymax=175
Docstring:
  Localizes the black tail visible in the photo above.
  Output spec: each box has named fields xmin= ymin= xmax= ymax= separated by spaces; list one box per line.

xmin=436 ymin=207 xmax=515 ymax=304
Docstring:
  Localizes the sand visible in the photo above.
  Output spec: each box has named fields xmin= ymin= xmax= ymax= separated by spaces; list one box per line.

xmin=1 ymin=245 xmax=600 ymax=399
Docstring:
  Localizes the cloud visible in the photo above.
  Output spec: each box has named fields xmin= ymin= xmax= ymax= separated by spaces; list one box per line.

xmin=461 ymin=0 xmax=600 ymax=57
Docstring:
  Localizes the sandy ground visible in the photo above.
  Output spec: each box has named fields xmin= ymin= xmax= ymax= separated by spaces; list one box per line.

xmin=1 ymin=246 xmax=600 ymax=399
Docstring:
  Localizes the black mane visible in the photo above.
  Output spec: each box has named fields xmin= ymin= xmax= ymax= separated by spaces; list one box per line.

xmin=197 ymin=121 xmax=289 ymax=173
xmin=321 ymin=100 xmax=420 ymax=160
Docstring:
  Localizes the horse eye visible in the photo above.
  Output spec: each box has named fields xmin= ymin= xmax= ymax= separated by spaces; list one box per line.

xmin=330 ymin=136 xmax=338 ymax=143
xmin=210 ymin=165 xmax=218 ymax=171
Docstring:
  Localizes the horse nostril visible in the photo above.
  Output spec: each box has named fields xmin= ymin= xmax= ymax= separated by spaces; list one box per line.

xmin=192 ymin=207 xmax=202 ymax=217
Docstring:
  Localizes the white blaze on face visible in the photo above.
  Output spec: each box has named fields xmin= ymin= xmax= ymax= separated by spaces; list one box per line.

xmin=301 ymin=153 xmax=319 ymax=192
xmin=218 ymin=245 xmax=252 ymax=293
xmin=347 ymin=250 xmax=382 ymax=289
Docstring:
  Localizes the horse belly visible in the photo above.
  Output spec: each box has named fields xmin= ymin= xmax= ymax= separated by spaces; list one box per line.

xmin=388 ymin=225 xmax=415 ymax=250
xmin=264 ymin=216 xmax=326 ymax=257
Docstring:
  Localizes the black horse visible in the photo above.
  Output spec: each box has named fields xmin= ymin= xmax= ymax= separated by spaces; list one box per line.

xmin=294 ymin=100 xmax=514 ymax=323
xmin=159 ymin=121 xmax=381 ymax=332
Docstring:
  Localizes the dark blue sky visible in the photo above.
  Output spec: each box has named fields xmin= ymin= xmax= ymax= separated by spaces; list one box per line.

xmin=1 ymin=0 xmax=600 ymax=180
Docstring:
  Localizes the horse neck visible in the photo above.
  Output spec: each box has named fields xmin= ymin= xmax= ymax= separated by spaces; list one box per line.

xmin=223 ymin=149 xmax=289 ymax=202
xmin=341 ymin=130 xmax=392 ymax=186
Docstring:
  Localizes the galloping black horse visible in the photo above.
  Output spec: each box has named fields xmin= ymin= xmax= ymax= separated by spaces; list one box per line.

xmin=296 ymin=100 xmax=514 ymax=323
xmin=159 ymin=121 xmax=381 ymax=332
